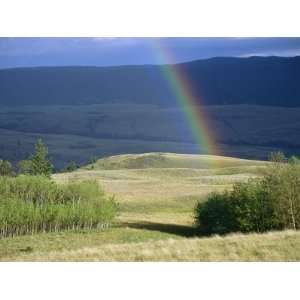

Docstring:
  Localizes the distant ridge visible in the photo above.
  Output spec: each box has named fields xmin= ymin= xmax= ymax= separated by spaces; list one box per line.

xmin=1 ymin=56 xmax=300 ymax=107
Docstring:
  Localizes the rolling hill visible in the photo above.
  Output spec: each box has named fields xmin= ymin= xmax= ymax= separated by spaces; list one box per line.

xmin=54 ymin=152 xmax=267 ymax=217
xmin=1 ymin=56 xmax=300 ymax=107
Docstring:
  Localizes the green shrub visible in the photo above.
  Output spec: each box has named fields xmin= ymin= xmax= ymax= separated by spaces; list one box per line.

xmin=0 ymin=175 xmax=117 ymax=238
xmin=195 ymin=154 xmax=300 ymax=235
xmin=195 ymin=192 xmax=236 ymax=235
xmin=231 ymin=180 xmax=281 ymax=232
xmin=64 ymin=161 xmax=78 ymax=172
xmin=0 ymin=159 xmax=14 ymax=176
xmin=262 ymin=155 xmax=300 ymax=230
xmin=18 ymin=159 xmax=33 ymax=175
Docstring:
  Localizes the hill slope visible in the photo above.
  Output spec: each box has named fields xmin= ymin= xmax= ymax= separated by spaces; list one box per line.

xmin=55 ymin=153 xmax=266 ymax=218
xmin=1 ymin=56 xmax=300 ymax=107
xmin=81 ymin=152 xmax=266 ymax=170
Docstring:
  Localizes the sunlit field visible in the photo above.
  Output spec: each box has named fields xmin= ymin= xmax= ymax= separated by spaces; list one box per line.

xmin=55 ymin=153 xmax=267 ymax=224
xmin=2 ymin=152 xmax=298 ymax=261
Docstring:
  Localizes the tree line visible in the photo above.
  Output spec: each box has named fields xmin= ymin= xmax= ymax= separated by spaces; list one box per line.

xmin=0 ymin=138 xmax=52 ymax=177
xmin=0 ymin=138 xmax=99 ymax=176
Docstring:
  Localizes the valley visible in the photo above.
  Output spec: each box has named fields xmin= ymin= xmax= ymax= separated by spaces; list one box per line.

xmin=1 ymin=104 xmax=300 ymax=169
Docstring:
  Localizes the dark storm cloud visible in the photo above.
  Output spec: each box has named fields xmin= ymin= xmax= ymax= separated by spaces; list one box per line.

xmin=0 ymin=37 xmax=300 ymax=68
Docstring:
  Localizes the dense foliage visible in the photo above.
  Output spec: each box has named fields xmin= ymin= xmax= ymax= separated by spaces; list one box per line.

xmin=0 ymin=175 xmax=117 ymax=238
xmin=195 ymin=154 xmax=300 ymax=235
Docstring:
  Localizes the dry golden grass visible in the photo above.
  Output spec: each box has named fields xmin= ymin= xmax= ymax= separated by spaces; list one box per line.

xmin=53 ymin=153 xmax=263 ymax=231
xmin=54 ymin=153 xmax=262 ymax=210
xmin=3 ymin=230 xmax=299 ymax=261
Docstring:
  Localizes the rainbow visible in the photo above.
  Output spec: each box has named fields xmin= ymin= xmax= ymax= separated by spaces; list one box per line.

xmin=151 ymin=41 xmax=219 ymax=156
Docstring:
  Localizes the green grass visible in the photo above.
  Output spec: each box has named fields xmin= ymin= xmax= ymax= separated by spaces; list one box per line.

xmin=0 ymin=227 xmax=177 ymax=261
xmin=1 ymin=229 xmax=299 ymax=261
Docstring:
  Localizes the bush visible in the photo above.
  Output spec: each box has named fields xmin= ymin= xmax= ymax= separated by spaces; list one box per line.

xmin=195 ymin=192 xmax=236 ymax=235
xmin=262 ymin=155 xmax=300 ymax=230
xmin=64 ymin=161 xmax=78 ymax=172
xmin=195 ymin=154 xmax=300 ymax=235
xmin=0 ymin=159 xmax=14 ymax=176
xmin=0 ymin=175 xmax=118 ymax=237
xmin=18 ymin=159 xmax=33 ymax=175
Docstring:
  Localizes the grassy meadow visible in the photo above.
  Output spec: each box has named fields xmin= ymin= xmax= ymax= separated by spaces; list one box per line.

xmin=1 ymin=152 xmax=298 ymax=261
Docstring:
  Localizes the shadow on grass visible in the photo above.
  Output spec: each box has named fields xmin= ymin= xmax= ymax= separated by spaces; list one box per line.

xmin=122 ymin=221 xmax=198 ymax=237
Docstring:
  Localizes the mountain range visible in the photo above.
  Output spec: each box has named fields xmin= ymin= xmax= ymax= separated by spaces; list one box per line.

xmin=0 ymin=56 xmax=300 ymax=168
xmin=1 ymin=56 xmax=300 ymax=107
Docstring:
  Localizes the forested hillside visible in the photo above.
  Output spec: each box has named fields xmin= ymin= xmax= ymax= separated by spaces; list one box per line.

xmin=1 ymin=56 xmax=300 ymax=107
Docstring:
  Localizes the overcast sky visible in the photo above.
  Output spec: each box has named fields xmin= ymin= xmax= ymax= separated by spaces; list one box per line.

xmin=0 ymin=37 xmax=300 ymax=69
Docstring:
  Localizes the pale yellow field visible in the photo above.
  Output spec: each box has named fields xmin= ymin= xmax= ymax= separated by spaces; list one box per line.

xmin=54 ymin=153 xmax=266 ymax=225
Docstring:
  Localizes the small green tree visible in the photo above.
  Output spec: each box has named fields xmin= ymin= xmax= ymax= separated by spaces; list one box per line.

xmin=0 ymin=159 xmax=14 ymax=176
xmin=88 ymin=155 xmax=97 ymax=164
xmin=65 ymin=161 xmax=78 ymax=172
xmin=268 ymin=151 xmax=286 ymax=163
xmin=30 ymin=139 xmax=53 ymax=177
